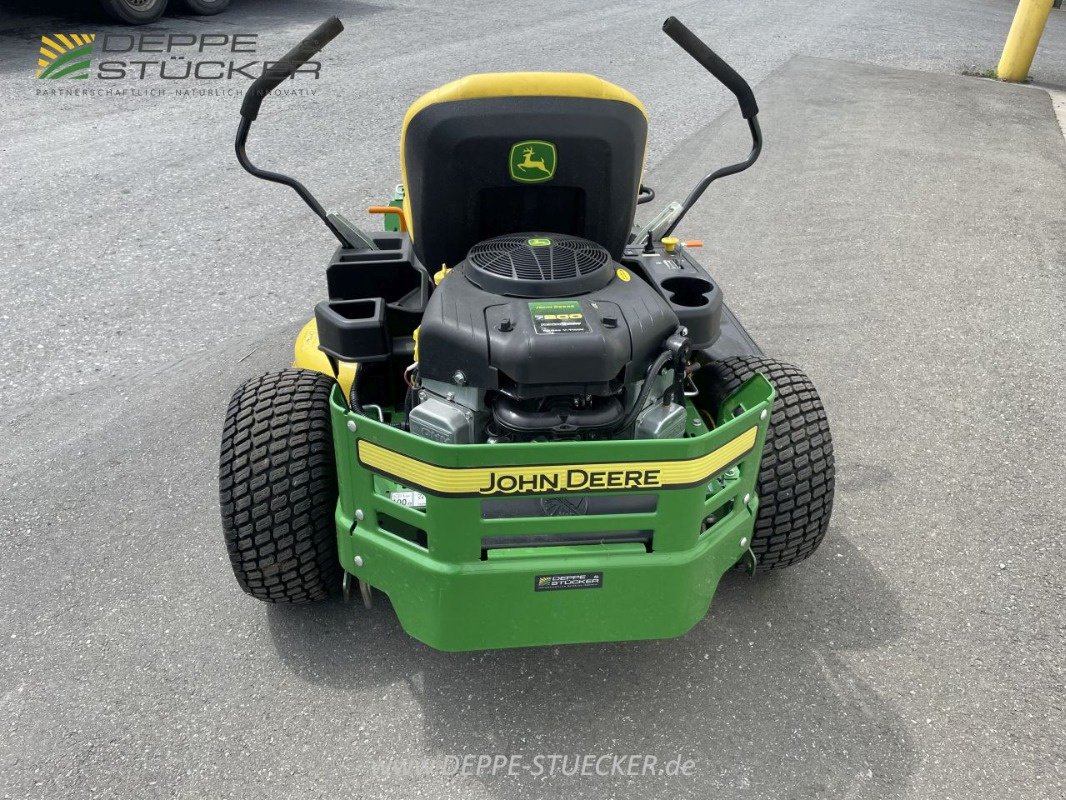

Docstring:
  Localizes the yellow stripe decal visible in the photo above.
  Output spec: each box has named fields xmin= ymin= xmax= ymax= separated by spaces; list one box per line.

xmin=357 ymin=427 xmax=758 ymax=496
xmin=41 ymin=36 xmax=65 ymax=54
xmin=56 ymin=34 xmax=75 ymax=49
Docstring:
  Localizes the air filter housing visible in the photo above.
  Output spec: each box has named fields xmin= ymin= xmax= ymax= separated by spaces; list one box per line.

xmin=464 ymin=233 xmax=613 ymax=297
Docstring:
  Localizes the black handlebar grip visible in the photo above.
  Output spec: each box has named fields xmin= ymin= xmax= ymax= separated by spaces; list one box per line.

xmin=662 ymin=16 xmax=758 ymax=120
xmin=240 ymin=16 xmax=344 ymax=121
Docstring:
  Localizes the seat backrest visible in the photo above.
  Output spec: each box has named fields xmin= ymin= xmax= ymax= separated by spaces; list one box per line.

xmin=400 ymin=72 xmax=647 ymax=270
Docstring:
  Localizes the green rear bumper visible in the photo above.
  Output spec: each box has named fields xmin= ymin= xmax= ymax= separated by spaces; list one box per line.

xmin=329 ymin=374 xmax=774 ymax=651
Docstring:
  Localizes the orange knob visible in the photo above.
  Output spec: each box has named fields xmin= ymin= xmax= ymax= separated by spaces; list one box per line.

xmin=367 ymin=206 xmax=407 ymax=232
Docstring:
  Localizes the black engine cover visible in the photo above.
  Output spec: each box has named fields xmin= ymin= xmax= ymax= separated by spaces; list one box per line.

xmin=418 ymin=234 xmax=678 ymax=397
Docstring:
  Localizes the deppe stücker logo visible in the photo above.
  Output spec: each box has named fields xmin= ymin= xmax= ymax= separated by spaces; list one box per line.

xmin=37 ymin=34 xmax=96 ymax=80
xmin=34 ymin=32 xmax=324 ymax=85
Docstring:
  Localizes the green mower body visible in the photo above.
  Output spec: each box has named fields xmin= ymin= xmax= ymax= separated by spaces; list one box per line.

xmin=220 ymin=17 xmax=835 ymax=652
xmin=328 ymin=376 xmax=772 ymax=651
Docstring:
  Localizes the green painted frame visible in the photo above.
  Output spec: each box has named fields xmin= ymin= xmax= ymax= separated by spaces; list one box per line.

xmin=329 ymin=374 xmax=774 ymax=651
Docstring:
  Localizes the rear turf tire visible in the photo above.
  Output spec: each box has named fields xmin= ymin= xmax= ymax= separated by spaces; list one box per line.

xmin=702 ymin=356 xmax=836 ymax=571
xmin=219 ymin=369 xmax=341 ymax=603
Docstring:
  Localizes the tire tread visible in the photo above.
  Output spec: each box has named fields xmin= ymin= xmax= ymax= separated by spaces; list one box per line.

xmin=219 ymin=369 xmax=340 ymax=602
xmin=703 ymin=357 xmax=835 ymax=570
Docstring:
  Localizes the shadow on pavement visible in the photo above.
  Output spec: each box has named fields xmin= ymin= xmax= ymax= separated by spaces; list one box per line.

xmin=267 ymin=531 xmax=915 ymax=798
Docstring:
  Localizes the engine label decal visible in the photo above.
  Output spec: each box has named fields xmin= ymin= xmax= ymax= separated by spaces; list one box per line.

xmin=356 ymin=426 xmax=758 ymax=497
xmin=534 ymin=572 xmax=603 ymax=592
xmin=528 ymin=299 xmax=590 ymax=335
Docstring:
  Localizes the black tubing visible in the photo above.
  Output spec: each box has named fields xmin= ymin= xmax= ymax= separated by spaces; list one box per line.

xmin=349 ymin=362 xmax=365 ymax=415
xmin=240 ymin=16 xmax=344 ymax=121
xmin=493 ymin=396 xmax=624 ymax=435
xmin=662 ymin=17 xmax=758 ymax=120
xmin=614 ymin=349 xmax=673 ymax=434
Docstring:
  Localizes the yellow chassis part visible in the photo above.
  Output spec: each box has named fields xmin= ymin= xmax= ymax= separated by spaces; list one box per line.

xmin=293 ymin=318 xmax=356 ymax=399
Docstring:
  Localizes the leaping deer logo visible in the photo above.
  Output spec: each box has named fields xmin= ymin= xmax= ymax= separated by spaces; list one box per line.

xmin=509 ymin=140 xmax=557 ymax=183
xmin=517 ymin=146 xmax=550 ymax=175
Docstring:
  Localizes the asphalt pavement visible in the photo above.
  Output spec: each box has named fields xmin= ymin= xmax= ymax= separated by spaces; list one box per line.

xmin=1 ymin=1 xmax=1064 ymax=798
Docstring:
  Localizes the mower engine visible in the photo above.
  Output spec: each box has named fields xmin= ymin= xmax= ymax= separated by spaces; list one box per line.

xmin=410 ymin=234 xmax=689 ymax=444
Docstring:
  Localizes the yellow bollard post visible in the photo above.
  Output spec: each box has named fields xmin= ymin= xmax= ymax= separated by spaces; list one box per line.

xmin=997 ymin=0 xmax=1056 ymax=82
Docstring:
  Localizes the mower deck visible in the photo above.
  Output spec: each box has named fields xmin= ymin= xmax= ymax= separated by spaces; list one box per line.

xmin=329 ymin=375 xmax=773 ymax=651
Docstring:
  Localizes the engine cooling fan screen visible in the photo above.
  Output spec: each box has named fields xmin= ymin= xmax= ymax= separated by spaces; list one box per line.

xmin=465 ymin=234 xmax=613 ymax=297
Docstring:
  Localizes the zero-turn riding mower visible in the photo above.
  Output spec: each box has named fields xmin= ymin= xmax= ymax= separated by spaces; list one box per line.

xmin=219 ymin=16 xmax=835 ymax=651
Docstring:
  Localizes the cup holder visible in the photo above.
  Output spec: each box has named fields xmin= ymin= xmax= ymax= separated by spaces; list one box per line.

xmin=661 ymin=276 xmax=712 ymax=308
xmin=315 ymin=297 xmax=390 ymax=362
